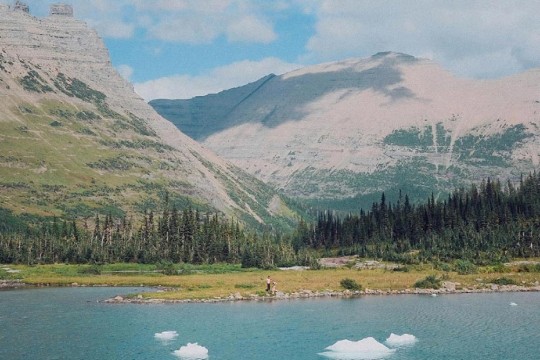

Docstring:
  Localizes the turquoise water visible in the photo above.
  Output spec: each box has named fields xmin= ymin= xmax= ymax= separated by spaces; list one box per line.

xmin=1 ymin=287 xmax=539 ymax=359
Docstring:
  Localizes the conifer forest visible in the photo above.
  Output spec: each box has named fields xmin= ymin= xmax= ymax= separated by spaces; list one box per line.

xmin=2 ymin=173 xmax=540 ymax=267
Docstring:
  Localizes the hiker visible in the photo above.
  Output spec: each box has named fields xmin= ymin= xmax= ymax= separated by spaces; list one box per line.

xmin=266 ymin=276 xmax=272 ymax=292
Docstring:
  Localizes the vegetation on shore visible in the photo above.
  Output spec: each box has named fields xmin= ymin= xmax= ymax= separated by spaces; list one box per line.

xmin=1 ymin=261 xmax=538 ymax=300
xmin=2 ymin=173 xmax=540 ymax=302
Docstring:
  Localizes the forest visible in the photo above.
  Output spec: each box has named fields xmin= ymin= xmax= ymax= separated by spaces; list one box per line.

xmin=1 ymin=173 xmax=540 ymax=267
xmin=294 ymin=174 xmax=540 ymax=264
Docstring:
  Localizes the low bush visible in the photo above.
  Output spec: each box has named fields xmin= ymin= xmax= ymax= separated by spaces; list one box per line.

xmin=77 ymin=264 xmax=101 ymax=275
xmin=414 ymin=275 xmax=441 ymax=289
xmin=392 ymin=266 xmax=410 ymax=272
xmin=454 ymin=259 xmax=477 ymax=275
xmin=156 ymin=261 xmax=177 ymax=275
xmin=516 ymin=263 xmax=540 ymax=273
xmin=234 ymin=283 xmax=256 ymax=289
xmin=340 ymin=278 xmax=362 ymax=291
xmin=491 ymin=277 xmax=518 ymax=286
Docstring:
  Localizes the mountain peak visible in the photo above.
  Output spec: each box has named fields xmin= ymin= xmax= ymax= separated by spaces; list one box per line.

xmin=371 ymin=51 xmax=418 ymax=61
xmin=152 ymin=53 xmax=540 ymax=210
xmin=0 ymin=5 xmax=299 ymax=229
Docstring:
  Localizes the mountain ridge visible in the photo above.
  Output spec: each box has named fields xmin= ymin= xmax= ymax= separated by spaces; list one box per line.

xmin=151 ymin=52 xmax=540 ymax=210
xmin=0 ymin=6 xmax=299 ymax=228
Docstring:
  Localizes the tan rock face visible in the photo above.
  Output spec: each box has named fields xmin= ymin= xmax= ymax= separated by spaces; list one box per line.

xmin=152 ymin=52 xmax=540 ymax=208
xmin=0 ymin=9 xmax=296 ymax=228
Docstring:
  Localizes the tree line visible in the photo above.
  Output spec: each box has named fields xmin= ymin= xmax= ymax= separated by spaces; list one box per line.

xmin=2 ymin=173 xmax=540 ymax=267
xmin=0 ymin=206 xmax=316 ymax=268
xmin=292 ymin=173 xmax=540 ymax=264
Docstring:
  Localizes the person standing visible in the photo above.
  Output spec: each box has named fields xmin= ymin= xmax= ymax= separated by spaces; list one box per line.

xmin=266 ymin=276 xmax=272 ymax=292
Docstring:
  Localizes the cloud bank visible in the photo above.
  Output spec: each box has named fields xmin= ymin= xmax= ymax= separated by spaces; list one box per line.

xmin=13 ymin=0 xmax=540 ymax=100
xmin=135 ymin=57 xmax=300 ymax=101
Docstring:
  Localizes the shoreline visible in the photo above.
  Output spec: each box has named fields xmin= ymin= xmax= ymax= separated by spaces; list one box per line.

xmin=2 ymin=279 xmax=539 ymax=303
xmin=102 ymin=284 xmax=540 ymax=304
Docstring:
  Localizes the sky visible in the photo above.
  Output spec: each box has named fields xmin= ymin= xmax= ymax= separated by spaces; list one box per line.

xmin=4 ymin=0 xmax=540 ymax=101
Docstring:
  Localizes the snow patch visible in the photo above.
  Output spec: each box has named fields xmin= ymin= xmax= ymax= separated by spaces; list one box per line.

xmin=319 ymin=337 xmax=395 ymax=359
xmin=385 ymin=333 xmax=417 ymax=347
xmin=173 ymin=343 xmax=209 ymax=359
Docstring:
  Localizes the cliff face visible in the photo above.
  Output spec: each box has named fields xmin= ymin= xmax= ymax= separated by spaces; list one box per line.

xmin=152 ymin=52 xmax=540 ymax=210
xmin=0 ymin=7 xmax=296 ymax=228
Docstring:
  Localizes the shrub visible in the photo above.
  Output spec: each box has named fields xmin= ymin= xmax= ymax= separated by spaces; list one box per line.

xmin=454 ymin=259 xmax=477 ymax=275
xmin=491 ymin=277 xmax=518 ymax=286
xmin=340 ymin=278 xmax=362 ymax=291
xmin=77 ymin=264 xmax=101 ymax=275
xmin=392 ymin=266 xmax=410 ymax=272
xmin=156 ymin=261 xmax=177 ymax=275
xmin=433 ymin=261 xmax=452 ymax=272
xmin=414 ymin=275 xmax=441 ymax=289
xmin=516 ymin=263 xmax=540 ymax=273
xmin=234 ymin=283 xmax=256 ymax=289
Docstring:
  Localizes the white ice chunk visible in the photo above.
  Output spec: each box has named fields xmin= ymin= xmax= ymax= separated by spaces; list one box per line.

xmin=173 ymin=342 xmax=209 ymax=359
xmin=154 ymin=330 xmax=178 ymax=342
xmin=320 ymin=337 xmax=395 ymax=359
xmin=510 ymin=302 xmax=518 ymax=306
xmin=385 ymin=333 xmax=417 ymax=347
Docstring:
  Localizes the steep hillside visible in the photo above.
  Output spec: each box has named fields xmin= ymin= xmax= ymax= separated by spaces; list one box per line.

xmin=0 ymin=6 xmax=298 ymax=229
xmin=152 ymin=52 xmax=540 ymax=210
xmin=152 ymin=74 xmax=276 ymax=140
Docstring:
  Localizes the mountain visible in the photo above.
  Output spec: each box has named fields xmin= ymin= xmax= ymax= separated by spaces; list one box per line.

xmin=0 ymin=5 xmax=299 ymax=228
xmin=151 ymin=52 xmax=540 ymax=210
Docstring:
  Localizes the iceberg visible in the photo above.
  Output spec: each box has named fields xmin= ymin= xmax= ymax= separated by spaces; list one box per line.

xmin=385 ymin=333 xmax=417 ymax=347
xmin=154 ymin=330 xmax=178 ymax=342
xmin=173 ymin=342 xmax=209 ymax=359
xmin=319 ymin=337 xmax=395 ymax=359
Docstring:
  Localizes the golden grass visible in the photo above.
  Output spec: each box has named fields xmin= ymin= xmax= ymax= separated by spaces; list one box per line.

xmin=9 ymin=264 xmax=539 ymax=301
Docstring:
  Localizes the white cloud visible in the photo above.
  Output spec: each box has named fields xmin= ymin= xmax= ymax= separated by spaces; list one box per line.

xmin=90 ymin=20 xmax=135 ymax=39
xmin=226 ymin=15 xmax=277 ymax=44
xmin=116 ymin=64 xmax=134 ymax=81
xmin=21 ymin=0 xmax=279 ymax=45
xmin=146 ymin=16 xmax=221 ymax=43
xmin=303 ymin=0 xmax=540 ymax=78
xmin=134 ymin=57 xmax=301 ymax=101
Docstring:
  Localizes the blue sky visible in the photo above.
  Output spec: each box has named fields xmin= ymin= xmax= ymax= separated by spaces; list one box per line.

xmin=5 ymin=1 xmax=540 ymax=101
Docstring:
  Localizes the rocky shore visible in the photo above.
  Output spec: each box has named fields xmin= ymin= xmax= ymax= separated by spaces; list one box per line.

xmin=102 ymin=282 xmax=540 ymax=304
xmin=0 ymin=279 xmax=26 ymax=289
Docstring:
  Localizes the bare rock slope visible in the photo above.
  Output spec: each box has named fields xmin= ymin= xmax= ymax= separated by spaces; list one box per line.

xmin=0 ymin=6 xmax=296 ymax=227
xmin=152 ymin=52 xmax=540 ymax=209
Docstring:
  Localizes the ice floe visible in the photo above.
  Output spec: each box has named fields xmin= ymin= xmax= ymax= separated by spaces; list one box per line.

xmin=173 ymin=342 xmax=209 ymax=359
xmin=319 ymin=337 xmax=395 ymax=359
xmin=385 ymin=333 xmax=417 ymax=347
xmin=154 ymin=330 xmax=178 ymax=342
xmin=510 ymin=302 xmax=518 ymax=306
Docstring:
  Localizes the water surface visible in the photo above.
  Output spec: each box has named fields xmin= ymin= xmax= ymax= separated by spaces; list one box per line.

xmin=1 ymin=287 xmax=538 ymax=359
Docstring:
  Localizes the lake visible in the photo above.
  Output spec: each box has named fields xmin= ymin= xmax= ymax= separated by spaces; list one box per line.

xmin=0 ymin=287 xmax=538 ymax=359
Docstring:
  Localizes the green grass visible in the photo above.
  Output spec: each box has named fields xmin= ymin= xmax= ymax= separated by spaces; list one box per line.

xmin=4 ymin=262 xmax=538 ymax=300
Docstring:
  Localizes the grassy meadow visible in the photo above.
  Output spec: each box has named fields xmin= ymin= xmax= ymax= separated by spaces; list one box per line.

xmin=2 ymin=261 xmax=539 ymax=301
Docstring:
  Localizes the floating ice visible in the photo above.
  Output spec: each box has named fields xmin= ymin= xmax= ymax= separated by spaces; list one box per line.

xmin=319 ymin=337 xmax=395 ymax=360
xmin=173 ymin=342 xmax=209 ymax=359
xmin=510 ymin=302 xmax=518 ymax=306
xmin=154 ymin=330 xmax=178 ymax=342
xmin=385 ymin=333 xmax=417 ymax=347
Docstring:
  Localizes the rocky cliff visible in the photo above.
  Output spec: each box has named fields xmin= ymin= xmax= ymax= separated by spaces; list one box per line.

xmin=0 ymin=6 xmax=297 ymax=228
xmin=151 ymin=52 xmax=540 ymax=210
